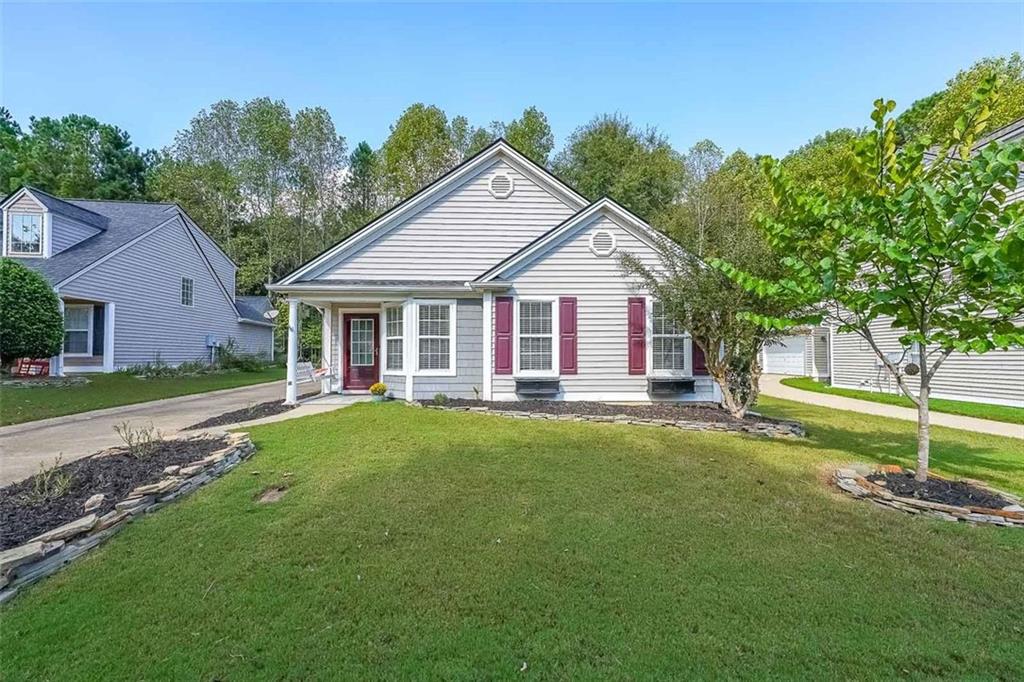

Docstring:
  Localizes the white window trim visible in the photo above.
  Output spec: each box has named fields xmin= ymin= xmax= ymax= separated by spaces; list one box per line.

xmin=413 ymin=299 xmax=457 ymax=377
xmin=5 ymin=211 xmax=48 ymax=258
xmin=646 ymin=296 xmax=691 ymax=377
xmin=63 ymin=304 xmax=94 ymax=357
xmin=180 ymin=277 xmax=195 ymax=307
xmin=513 ymin=296 xmax=560 ymax=378
xmin=381 ymin=302 xmax=405 ymax=374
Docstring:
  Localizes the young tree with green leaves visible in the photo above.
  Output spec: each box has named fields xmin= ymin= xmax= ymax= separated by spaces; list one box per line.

xmin=716 ymin=77 xmax=1024 ymax=481
xmin=495 ymin=106 xmax=555 ymax=166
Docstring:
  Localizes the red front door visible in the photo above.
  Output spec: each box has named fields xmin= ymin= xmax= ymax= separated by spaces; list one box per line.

xmin=343 ymin=314 xmax=379 ymax=390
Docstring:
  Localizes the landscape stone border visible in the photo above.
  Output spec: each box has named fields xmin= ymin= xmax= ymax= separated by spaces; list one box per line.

xmin=421 ymin=404 xmax=805 ymax=438
xmin=0 ymin=432 xmax=256 ymax=603
xmin=833 ymin=466 xmax=1024 ymax=527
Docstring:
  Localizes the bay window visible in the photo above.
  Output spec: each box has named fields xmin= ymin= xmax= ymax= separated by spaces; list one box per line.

xmin=63 ymin=305 xmax=93 ymax=356
xmin=384 ymin=305 xmax=404 ymax=372
xmin=652 ymin=301 xmax=686 ymax=372
xmin=517 ymin=300 xmax=556 ymax=374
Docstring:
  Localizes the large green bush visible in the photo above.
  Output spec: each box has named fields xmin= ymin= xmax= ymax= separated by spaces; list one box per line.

xmin=0 ymin=258 xmax=64 ymax=366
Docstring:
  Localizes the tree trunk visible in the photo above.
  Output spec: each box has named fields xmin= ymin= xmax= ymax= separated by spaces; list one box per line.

xmin=916 ymin=378 xmax=930 ymax=482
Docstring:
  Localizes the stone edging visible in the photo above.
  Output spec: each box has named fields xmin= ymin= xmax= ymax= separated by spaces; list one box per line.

xmin=833 ymin=467 xmax=1024 ymax=527
xmin=422 ymin=404 xmax=805 ymax=438
xmin=0 ymin=432 xmax=256 ymax=603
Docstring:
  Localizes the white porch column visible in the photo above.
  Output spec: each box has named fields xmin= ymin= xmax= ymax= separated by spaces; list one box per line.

xmin=482 ymin=292 xmax=493 ymax=400
xmin=285 ymin=298 xmax=299 ymax=405
xmin=103 ymin=302 xmax=116 ymax=372
xmin=51 ymin=298 xmax=65 ymax=377
xmin=320 ymin=306 xmax=333 ymax=395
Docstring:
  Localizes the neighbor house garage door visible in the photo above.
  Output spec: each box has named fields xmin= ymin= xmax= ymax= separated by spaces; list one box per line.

xmin=763 ymin=335 xmax=806 ymax=375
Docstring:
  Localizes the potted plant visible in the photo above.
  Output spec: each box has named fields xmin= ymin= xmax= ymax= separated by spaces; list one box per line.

xmin=369 ymin=382 xmax=388 ymax=402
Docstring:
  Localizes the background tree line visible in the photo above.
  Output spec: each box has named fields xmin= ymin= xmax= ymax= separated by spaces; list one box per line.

xmin=1 ymin=54 xmax=1020 ymax=296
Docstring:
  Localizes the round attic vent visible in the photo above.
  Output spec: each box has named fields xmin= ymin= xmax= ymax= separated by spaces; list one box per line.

xmin=488 ymin=172 xmax=514 ymax=199
xmin=589 ymin=229 xmax=617 ymax=257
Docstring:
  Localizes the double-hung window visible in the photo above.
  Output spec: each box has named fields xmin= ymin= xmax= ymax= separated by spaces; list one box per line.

xmin=9 ymin=213 xmax=43 ymax=255
xmin=518 ymin=300 xmax=555 ymax=373
xmin=652 ymin=301 xmax=686 ymax=373
xmin=63 ymin=305 xmax=93 ymax=356
xmin=384 ymin=305 xmax=404 ymax=372
xmin=417 ymin=302 xmax=454 ymax=373
xmin=180 ymin=277 xmax=194 ymax=307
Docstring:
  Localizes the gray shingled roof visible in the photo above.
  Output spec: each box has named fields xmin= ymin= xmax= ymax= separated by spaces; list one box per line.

xmin=235 ymin=295 xmax=274 ymax=323
xmin=12 ymin=196 xmax=180 ymax=285
xmin=25 ymin=187 xmax=109 ymax=230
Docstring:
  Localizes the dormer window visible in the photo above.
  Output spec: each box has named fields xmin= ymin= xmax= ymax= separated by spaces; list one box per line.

xmin=8 ymin=213 xmax=43 ymax=255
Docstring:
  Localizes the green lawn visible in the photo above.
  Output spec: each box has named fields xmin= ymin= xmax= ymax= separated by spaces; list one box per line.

xmin=781 ymin=376 xmax=1024 ymax=426
xmin=0 ymin=367 xmax=286 ymax=426
xmin=2 ymin=399 xmax=1023 ymax=679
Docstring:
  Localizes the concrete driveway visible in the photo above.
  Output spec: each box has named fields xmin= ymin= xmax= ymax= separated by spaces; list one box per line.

xmin=759 ymin=374 xmax=1024 ymax=439
xmin=0 ymin=380 xmax=345 ymax=486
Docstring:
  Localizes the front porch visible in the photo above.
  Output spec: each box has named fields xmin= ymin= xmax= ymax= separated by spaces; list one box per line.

xmin=53 ymin=298 xmax=115 ymax=375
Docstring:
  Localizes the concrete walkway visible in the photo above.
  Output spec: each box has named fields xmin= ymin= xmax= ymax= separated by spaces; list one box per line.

xmin=759 ymin=374 xmax=1024 ymax=439
xmin=0 ymin=381 xmax=361 ymax=486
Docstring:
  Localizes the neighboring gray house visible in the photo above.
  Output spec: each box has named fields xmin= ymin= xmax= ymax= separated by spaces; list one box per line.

xmin=827 ymin=117 xmax=1024 ymax=408
xmin=761 ymin=326 xmax=829 ymax=379
xmin=1 ymin=187 xmax=274 ymax=373
xmin=270 ymin=139 xmax=720 ymax=404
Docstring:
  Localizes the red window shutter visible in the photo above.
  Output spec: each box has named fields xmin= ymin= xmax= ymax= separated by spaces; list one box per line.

xmin=627 ymin=297 xmax=646 ymax=375
xmin=692 ymin=340 xmax=709 ymax=375
xmin=494 ymin=296 xmax=513 ymax=375
xmin=559 ymin=297 xmax=578 ymax=374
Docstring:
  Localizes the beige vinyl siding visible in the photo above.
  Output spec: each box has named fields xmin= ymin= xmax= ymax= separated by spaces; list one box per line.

xmin=51 ymin=213 xmax=101 ymax=255
xmin=831 ymin=318 xmax=1024 ymax=407
xmin=493 ymin=214 xmax=716 ymax=401
xmin=59 ymin=218 xmax=272 ymax=367
xmin=316 ymin=159 xmax=576 ymax=281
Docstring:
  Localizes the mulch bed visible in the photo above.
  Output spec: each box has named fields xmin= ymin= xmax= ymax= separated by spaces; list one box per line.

xmin=426 ymin=399 xmax=768 ymax=425
xmin=866 ymin=471 xmax=1013 ymax=510
xmin=0 ymin=436 xmax=230 ymax=550
xmin=185 ymin=400 xmax=297 ymax=430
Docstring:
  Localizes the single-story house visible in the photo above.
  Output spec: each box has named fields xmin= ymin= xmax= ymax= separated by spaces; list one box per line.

xmin=270 ymin=139 xmax=718 ymax=404
xmin=1 ymin=187 xmax=275 ymax=373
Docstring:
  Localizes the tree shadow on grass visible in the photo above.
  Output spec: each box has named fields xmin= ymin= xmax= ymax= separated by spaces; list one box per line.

xmin=765 ymin=406 xmax=1024 ymax=495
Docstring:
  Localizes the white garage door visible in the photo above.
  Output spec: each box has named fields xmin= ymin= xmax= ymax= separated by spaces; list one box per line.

xmin=764 ymin=336 xmax=806 ymax=375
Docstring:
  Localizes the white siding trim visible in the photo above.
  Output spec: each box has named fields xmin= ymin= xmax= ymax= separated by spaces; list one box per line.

xmin=103 ymin=303 xmax=116 ymax=372
xmin=482 ymin=291 xmax=493 ymax=400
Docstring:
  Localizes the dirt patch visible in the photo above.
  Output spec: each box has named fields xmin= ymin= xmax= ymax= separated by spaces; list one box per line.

xmin=0 ymin=435 xmax=230 ymax=550
xmin=185 ymin=400 xmax=297 ymax=430
xmin=866 ymin=471 xmax=1013 ymax=510
xmin=426 ymin=399 xmax=771 ymax=425
xmin=256 ymin=485 xmax=288 ymax=504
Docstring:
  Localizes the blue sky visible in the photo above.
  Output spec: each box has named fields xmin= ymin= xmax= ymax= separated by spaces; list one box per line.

xmin=2 ymin=2 xmax=1022 ymax=158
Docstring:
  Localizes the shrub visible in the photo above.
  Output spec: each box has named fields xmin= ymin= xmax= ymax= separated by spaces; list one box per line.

xmin=26 ymin=456 xmax=74 ymax=504
xmin=369 ymin=382 xmax=387 ymax=396
xmin=216 ymin=338 xmax=267 ymax=372
xmin=432 ymin=393 xmax=448 ymax=406
xmin=113 ymin=421 xmax=163 ymax=459
xmin=0 ymin=259 xmax=64 ymax=367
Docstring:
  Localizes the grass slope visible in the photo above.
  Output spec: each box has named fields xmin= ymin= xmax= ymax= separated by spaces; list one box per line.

xmin=2 ymin=399 xmax=1023 ymax=679
xmin=781 ymin=376 xmax=1024 ymax=425
xmin=0 ymin=367 xmax=286 ymax=426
